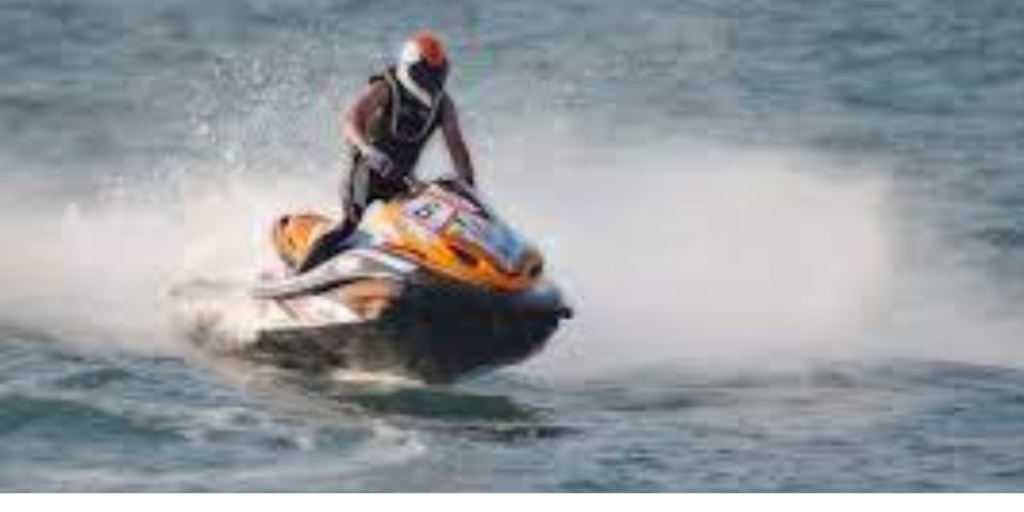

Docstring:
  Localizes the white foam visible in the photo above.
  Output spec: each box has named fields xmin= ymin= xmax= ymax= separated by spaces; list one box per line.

xmin=482 ymin=126 xmax=1024 ymax=376
xmin=0 ymin=171 xmax=331 ymax=354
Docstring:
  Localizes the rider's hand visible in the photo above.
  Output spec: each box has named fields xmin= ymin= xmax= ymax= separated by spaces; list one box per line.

xmin=362 ymin=146 xmax=395 ymax=179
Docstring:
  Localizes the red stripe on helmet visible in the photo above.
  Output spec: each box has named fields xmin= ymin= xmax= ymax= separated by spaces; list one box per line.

xmin=412 ymin=31 xmax=447 ymax=67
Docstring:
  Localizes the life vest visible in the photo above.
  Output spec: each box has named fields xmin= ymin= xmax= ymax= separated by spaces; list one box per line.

xmin=363 ymin=67 xmax=445 ymax=174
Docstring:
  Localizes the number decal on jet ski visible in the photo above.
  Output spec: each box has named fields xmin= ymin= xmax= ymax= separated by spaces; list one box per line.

xmin=404 ymin=196 xmax=455 ymax=233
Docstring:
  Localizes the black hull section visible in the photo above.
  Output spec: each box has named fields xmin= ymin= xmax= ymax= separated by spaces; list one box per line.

xmin=246 ymin=280 xmax=567 ymax=384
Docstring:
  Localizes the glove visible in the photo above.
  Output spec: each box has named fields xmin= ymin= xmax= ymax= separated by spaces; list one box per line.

xmin=362 ymin=146 xmax=395 ymax=179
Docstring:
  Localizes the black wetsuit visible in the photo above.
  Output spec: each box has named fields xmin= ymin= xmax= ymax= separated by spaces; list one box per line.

xmin=298 ymin=68 xmax=445 ymax=272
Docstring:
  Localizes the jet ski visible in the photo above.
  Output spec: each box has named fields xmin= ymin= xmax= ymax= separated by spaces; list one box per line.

xmin=172 ymin=178 xmax=571 ymax=384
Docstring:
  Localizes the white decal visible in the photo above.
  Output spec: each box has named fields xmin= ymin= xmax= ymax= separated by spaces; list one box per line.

xmin=306 ymin=296 xmax=359 ymax=324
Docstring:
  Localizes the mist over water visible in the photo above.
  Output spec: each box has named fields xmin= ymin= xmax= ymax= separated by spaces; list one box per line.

xmin=497 ymin=132 xmax=1024 ymax=374
xmin=506 ymin=143 xmax=894 ymax=371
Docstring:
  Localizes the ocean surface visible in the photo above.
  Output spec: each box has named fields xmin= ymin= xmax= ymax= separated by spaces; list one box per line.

xmin=3 ymin=0 xmax=1024 ymax=491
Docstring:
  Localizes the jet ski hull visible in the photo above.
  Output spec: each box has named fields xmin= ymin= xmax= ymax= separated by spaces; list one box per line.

xmin=246 ymin=275 xmax=568 ymax=383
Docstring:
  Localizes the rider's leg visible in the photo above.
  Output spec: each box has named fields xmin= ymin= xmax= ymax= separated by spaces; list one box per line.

xmin=296 ymin=163 xmax=372 ymax=272
xmin=295 ymin=161 xmax=411 ymax=273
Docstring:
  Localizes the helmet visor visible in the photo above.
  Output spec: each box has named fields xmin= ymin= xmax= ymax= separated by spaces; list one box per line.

xmin=408 ymin=60 xmax=448 ymax=101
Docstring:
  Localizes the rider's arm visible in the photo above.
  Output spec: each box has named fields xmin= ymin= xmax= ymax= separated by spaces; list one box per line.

xmin=342 ymin=81 xmax=388 ymax=155
xmin=441 ymin=97 xmax=477 ymax=187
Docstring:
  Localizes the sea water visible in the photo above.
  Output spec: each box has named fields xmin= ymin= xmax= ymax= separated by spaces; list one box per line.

xmin=2 ymin=0 xmax=1024 ymax=491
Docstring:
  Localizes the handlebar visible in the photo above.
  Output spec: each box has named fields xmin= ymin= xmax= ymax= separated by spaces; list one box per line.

xmin=402 ymin=174 xmax=475 ymax=195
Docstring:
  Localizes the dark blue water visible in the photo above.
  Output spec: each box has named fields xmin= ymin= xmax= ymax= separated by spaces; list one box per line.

xmin=2 ymin=0 xmax=1024 ymax=491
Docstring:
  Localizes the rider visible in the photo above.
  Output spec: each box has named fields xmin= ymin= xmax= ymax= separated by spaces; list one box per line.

xmin=298 ymin=31 xmax=477 ymax=272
